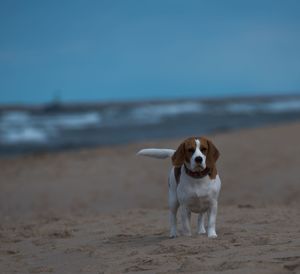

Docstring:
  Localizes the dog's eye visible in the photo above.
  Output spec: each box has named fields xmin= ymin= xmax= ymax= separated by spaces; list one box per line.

xmin=188 ymin=148 xmax=195 ymax=153
xmin=201 ymin=148 xmax=207 ymax=153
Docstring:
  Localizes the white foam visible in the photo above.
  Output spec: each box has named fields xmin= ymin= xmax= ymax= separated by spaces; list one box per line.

xmin=0 ymin=111 xmax=102 ymax=145
xmin=45 ymin=112 xmax=102 ymax=129
xmin=226 ymin=99 xmax=300 ymax=114
xmin=131 ymin=102 xmax=203 ymax=123
xmin=264 ymin=100 xmax=300 ymax=113
xmin=226 ymin=103 xmax=259 ymax=113
xmin=1 ymin=127 xmax=48 ymax=144
xmin=1 ymin=111 xmax=31 ymax=124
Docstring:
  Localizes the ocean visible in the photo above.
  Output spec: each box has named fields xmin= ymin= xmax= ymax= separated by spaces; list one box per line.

xmin=1 ymin=94 xmax=300 ymax=156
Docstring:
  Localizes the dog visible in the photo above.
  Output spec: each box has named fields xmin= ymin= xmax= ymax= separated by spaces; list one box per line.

xmin=137 ymin=137 xmax=221 ymax=238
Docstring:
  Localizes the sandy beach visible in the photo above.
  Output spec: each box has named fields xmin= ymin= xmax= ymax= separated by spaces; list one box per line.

xmin=0 ymin=122 xmax=300 ymax=274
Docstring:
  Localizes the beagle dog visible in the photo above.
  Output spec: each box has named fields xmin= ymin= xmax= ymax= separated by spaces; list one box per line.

xmin=137 ymin=137 xmax=221 ymax=238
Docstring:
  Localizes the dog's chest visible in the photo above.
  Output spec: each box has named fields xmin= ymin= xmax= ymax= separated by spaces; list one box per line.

xmin=178 ymin=180 xmax=212 ymax=213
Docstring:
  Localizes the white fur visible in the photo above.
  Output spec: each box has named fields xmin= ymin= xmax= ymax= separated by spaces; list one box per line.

xmin=168 ymin=166 xmax=221 ymax=238
xmin=189 ymin=138 xmax=207 ymax=170
xmin=138 ymin=138 xmax=221 ymax=238
xmin=137 ymin=148 xmax=175 ymax=159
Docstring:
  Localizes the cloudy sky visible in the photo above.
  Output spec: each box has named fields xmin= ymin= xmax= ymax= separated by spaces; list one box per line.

xmin=1 ymin=0 xmax=300 ymax=104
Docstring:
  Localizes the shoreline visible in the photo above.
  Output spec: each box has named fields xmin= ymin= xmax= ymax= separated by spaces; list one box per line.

xmin=1 ymin=94 xmax=300 ymax=157
xmin=0 ymin=119 xmax=300 ymax=160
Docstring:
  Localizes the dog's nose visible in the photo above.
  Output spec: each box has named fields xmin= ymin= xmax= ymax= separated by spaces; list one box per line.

xmin=195 ymin=156 xmax=203 ymax=163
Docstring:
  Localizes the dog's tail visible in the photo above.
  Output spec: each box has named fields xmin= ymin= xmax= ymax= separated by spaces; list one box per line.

xmin=136 ymin=148 xmax=176 ymax=159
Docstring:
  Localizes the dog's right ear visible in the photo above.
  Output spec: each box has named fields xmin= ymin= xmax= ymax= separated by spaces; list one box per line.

xmin=172 ymin=142 xmax=185 ymax=167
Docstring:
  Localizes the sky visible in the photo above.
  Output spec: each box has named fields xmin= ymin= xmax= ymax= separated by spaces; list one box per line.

xmin=0 ymin=0 xmax=300 ymax=104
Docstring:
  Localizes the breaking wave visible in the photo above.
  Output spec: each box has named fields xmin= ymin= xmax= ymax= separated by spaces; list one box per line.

xmin=0 ymin=96 xmax=300 ymax=153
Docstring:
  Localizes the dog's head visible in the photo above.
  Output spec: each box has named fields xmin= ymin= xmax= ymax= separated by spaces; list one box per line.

xmin=172 ymin=137 xmax=220 ymax=179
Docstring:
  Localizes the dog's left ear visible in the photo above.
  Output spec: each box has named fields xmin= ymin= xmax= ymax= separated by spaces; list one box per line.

xmin=207 ymin=139 xmax=220 ymax=164
xmin=202 ymin=137 xmax=220 ymax=179
xmin=172 ymin=141 xmax=186 ymax=167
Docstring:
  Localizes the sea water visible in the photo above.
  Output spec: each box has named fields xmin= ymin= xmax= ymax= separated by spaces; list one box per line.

xmin=1 ymin=95 xmax=300 ymax=156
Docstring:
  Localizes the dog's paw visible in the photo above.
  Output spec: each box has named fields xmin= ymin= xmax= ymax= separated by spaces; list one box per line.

xmin=208 ymin=231 xmax=218 ymax=238
xmin=169 ymin=231 xmax=177 ymax=238
xmin=197 ymin=228 xmax=206 ymax=235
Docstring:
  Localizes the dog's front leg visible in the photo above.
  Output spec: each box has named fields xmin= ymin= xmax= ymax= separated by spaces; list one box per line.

xmin=197 ymin=213 xmax=206 ymax=234
xmin=207 ymin=200 xmax=218 ymax=238
xmin=181 ymin=206 xmax=192 ymax=236
xmin=169 ymin=209 xmax=178 ymax=238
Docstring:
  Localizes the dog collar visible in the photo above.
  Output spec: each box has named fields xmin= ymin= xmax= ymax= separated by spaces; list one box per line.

xmin=184 ymin=164 xmax=210 ymax=179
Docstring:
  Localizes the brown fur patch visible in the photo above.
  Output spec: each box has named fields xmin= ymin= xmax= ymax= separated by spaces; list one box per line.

xmin=200 ymin=137 xmax=220 ymax=179
xmin=174 ymin=167 xmax=181 ymax=184
xmin=171 ymin=137 xmax=196 ymax=167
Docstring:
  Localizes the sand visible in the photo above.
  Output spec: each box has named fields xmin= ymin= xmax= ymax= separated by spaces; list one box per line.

xmin=0 ymin=122 xmax=300 ymax=273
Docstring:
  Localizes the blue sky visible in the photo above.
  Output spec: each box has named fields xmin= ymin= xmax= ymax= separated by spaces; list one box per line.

xmin=1 ymin=0 xmax=300 ymax=104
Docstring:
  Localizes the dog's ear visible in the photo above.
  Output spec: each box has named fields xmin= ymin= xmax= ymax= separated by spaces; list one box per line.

xmin=207 ymin=139 xmax=220 ymax=164
xmin=172 ymin=141 xmax=186 ymax=167
xmin=203 ymin=137 xmax=220 ymax=179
